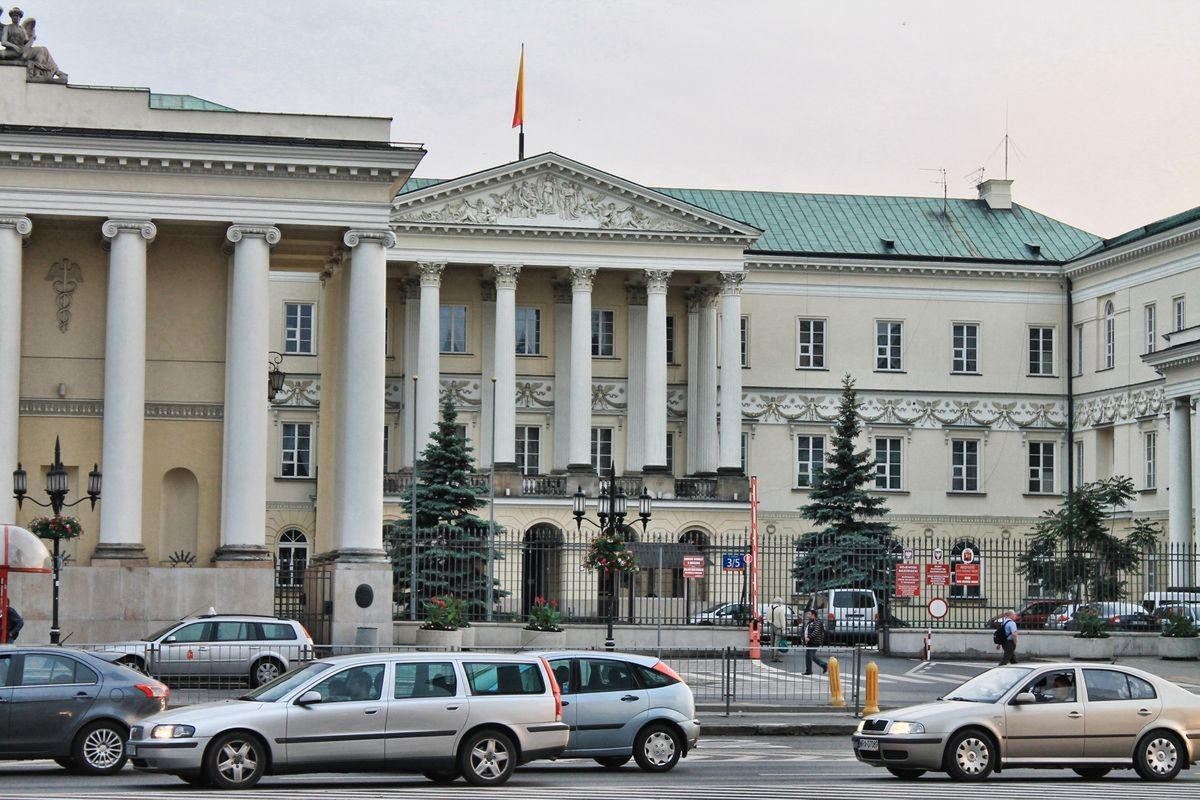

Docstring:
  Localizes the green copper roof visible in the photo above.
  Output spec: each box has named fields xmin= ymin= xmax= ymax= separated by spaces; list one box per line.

xmin=1096 ymin=205 xmax=1200 ymax=253
xmin=149 ymin=93 xmax=236 ymax=112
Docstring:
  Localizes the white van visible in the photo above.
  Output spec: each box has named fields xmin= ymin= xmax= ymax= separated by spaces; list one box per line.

xmin=804 ymin=588 xmax=879 ymax=643
xmin=1143 ymin=590 xmax=1200 ymax=612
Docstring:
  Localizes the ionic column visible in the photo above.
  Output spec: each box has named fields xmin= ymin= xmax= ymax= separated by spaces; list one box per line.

xmin=492 ymin=264 xmax=522 ymax=467
xmin=0 ymin=216 xmax=31 ymax=525
xmin=568 ymin=267 xmax=597 ymax=471
xmin=643 ymin=270 xmax=671 ymax=471
xmin=688 ymin=286 xmax=719 ymax=474
xmin=1169 ymin=396 xmax=1194 ymax=585
xmin=333 ymin=229 xmax=395 ymax=555
xmin=415 ymin=261 xmax=445 ymax=462
xmin=552 ymin=280 xmax=572 ymax=472
xmin=314 ymin=253 xmax=345 ymax=546
xmin=718 ymin=271 xmax=746 ymax=474
xmin=93 ymin=219 xmax=155 ymax=564
xmin=625 ymin=284 xmax=648 ymax=475
xmin=401 ymin=277 xmax=420 ymax=467
xmin=216 ymin=225 xmax=280 ymax=563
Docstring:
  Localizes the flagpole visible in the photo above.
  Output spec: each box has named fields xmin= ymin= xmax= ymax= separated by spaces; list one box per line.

xmin=519 ymin=122 xmax=524 ymax=162
xmin=514 ymin=43 xmax=525 ymax=161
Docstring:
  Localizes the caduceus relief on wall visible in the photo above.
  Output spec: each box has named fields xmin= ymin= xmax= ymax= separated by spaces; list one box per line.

xmin=44 ymin=258 xmax=82 ymax=332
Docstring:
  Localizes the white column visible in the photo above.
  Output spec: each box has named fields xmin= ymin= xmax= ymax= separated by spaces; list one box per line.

xmin=314 ymin=254 xmax=344 ymax=547
xmin=415 ymin=261 xmax=445 ymax=461
xmin=718 ymin=271 xmax=746 ymax=473
xmin=217 ymin=225 xmax=279 ymax=559
xmin=552 ymin=280 xmax=572 ymax=472
xmin=1170 ymin=396 xmax=1194 ymax=585
xmin=643 ymin=269 xmax=671 ymax=471
xmin=401 ymin=277 xmax=419 ymax=467
xmin=0 ymin=216 xmax=30 ymax=525
xmin=95 ymin=219 xmax=155 ymax=562
xmin=685 ymin=290 xmax=700 ymax=475
xmin=696 ymin=287 xmax=720 ymax=474
xmin=492 ymin=264 xmax=521 ymax=467
xmin=625 ymin=284 xmax=647 ymax=474
xmin=479 ymin=279 xmax=497 ymax=467
xmin=568 ymin=267 xmax=597 ymax=470
xmin=334 ymin=229 xmax=394 ymax=554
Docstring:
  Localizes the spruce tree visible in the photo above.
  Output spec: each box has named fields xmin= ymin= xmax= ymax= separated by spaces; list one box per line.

xmin=793 ymin=374 xmax=897 ymax=594
xmin=390 ymin=396 xmax=505 ymax=618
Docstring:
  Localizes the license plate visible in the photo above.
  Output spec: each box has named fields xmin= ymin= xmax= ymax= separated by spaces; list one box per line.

xmin=857 ymin=738 xmax=879 ymax=752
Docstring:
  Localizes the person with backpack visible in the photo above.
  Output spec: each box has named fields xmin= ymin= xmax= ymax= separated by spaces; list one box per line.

xmin=996 ymin=609 xmax=1019 ymax=664
xmin=802 ymin=608 xmax=828 ymax=675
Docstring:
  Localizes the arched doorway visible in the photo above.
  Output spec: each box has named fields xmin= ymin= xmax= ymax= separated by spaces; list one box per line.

xmin=158 ymin=468 xmax=198 ymax=565
xmin=522 ymin=526 xmax=563 ymax=617
xmin=276 ymin=529 xmax=309 ymax=588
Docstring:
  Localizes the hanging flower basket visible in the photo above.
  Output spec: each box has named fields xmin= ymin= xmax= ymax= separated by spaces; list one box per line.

xmin=583 ymin=531 xmax=638 ymax=573
xmin=27 ymin=515 xmax=83 ymax=542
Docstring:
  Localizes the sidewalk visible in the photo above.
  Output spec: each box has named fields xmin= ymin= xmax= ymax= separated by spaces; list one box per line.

xmin=699 ymin=707 xmax=859 ymax=736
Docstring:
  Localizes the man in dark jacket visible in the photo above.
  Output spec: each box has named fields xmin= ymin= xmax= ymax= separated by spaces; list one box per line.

xmin=802 ymin=609 xmax=828 ymax=675
xmin=5 ymin=605 xmax=23 ymax=643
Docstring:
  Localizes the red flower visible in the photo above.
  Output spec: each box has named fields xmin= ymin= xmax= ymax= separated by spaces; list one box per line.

xmin=550 ymin=599 xmax=558 ymax=609
xmin=535 ymin=595 xmax=544 ymax=606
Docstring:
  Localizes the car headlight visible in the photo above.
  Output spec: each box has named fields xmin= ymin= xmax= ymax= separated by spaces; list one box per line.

xmin=151 ymin=724 xmax=196 ymax=739
xmin=888 ymin=721 xmax=925 ymax=735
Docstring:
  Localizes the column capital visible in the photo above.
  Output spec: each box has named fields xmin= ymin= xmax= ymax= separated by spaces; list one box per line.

xmin=569 ymin=266 xmax=597 ymax=292
xmin=102 ymin=219 xmax=157 ymax=243
xmin=343 ymin=228 xmax=396 ymax=249
xmin=686 ymin=284 xmax=719 ymax=312
xmin=552 ymin=279 xmax=573 ymax=304
xmin=402 ymin=276 xmax=422 ymax=296
xmin=226 ymin=224 xmax=282 ymax=246
xmin=417 ymin=261 xmax=446 ymax=288
xmin=480 ymin=279 xmax=496 ymax=302
xmin=719 ymin=270 xmax=746 ymax=295
xmin=625 ymin=283 xmax=648 ymax=306
xmin=0 ymin=216 xmax=32 ymax=237
xmin=644 ymin=269 xmax=672 ymax=294
xmin=492 ymin=263 xmax=522 ymax=289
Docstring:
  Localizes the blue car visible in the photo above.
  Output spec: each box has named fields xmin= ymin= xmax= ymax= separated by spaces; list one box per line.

xmin=540 ymin=650 xmax=699 ymax=772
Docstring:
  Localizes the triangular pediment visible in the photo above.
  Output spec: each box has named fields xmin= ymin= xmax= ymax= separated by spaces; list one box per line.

xmin=391 ymin=153 xmax=761 ymax=241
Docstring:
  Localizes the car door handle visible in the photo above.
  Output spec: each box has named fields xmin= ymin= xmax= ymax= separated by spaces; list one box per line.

xmin=74 ymin=692 xmax=93 ymax=700
xmin=1138 ymin=709 xmax=1153 ymax=716
xmin=1067 ymin=711 xmax=1082 ymax=719
xmin=620 ymin=695 xmax=640 ymax=702
xmin=197 ymin=647 xmax=208 ymax=652
xmin=364 ymin=708 xmax=380 ymax=715
xmin=445 ymin=705 xmax=460 ymax=711
xmin=561 ymin=701 xmax=570 ymax=707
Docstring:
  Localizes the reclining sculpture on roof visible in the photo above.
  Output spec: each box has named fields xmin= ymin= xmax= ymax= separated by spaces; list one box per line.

xmin=0 ymin=7 xmax=67 ymax=83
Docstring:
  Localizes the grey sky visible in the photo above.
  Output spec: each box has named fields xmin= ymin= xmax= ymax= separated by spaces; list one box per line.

xmin=23 ymin=0 xmax=1200 ymax=238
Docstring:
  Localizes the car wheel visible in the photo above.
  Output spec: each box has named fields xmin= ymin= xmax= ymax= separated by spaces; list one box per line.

xmin=116 ymin=656 xmax=145 ymax=674
xmin=943 ymin=729 xmax=995 ymax=781
xmin=422 ymin=767 xmax=461 ymax=783
xmin=1134 ymin=731 xmax=1184 ymax=781
xmin=250 ymin=658 xmax=283 ymax=688
xmin=72 ymin=721 xmax=128 ymax=775
xmin=459 ymin=729 xmax=516 ymax=786
xmin=205 ymin=731 xmax=267 ymax=790
xmin=886 ymin=767 xmax=926 ymax=779
xmin=595 ymin=756 xmax=632 ymax=769
xmin=633 ymin=723 xmax=682 ymax=772
xmin=1073 ymin=767 xmax=1111 ymax=779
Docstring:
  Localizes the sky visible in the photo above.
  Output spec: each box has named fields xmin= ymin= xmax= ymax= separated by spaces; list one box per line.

xmin=19 ymin=0 xmax=1200 ymax=238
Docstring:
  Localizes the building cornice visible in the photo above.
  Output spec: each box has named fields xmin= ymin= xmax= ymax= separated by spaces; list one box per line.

xmin=1064 ymin=222 xmax=1200 ymax=278
xmin=390 ymin=219 xmax=757 ymax=246
xmin=746 ymin=254 xmax=1066 ymax=280
xmin=18 ymin=398 xmax=224 ymax=419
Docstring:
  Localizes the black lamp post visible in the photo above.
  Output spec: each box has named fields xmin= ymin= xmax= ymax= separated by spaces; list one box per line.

xmin=13 ymin=437 xmax=102 ymax=645
xmin=268 ymin=351 xmax=287 ymax=403
xmin=573 ymin=470 xmax=652 ymax=650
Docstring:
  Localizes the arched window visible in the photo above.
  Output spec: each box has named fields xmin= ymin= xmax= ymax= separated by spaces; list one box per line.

xmin=949 ymin=539 xmax=982 ymax=599
xmin=276 ymin=529 xmax=309 ymax=588
xmin=1104 ymin=301 xmax=1115 ymax=370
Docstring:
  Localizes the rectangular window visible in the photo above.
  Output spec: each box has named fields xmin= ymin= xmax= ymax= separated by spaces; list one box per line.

xmin=394 ymin=661 xmax=458 ymax=699
xmin=1145 ymin=304 xmax=1157 ymax=354
xmin=590 ymin=427 xmax=613 ymax=473
xmin=281 ymin=422 xmax=312 ymax=478
xmin=665 ymin=431 xmax=675 ymax=474
xmin=796 ymin=435 xmax=825 ymax=488
xmin=875 ymin=320 xmax=903 ymax=371
xmin=1073 ymin=440 xmax=1084 ymax=488
xmin=874 ymin=437 xmax=902 ymax=490
xmin=740 ymin=315 xmax=750 ymax=368
xmin=740 ymin=431 xmax=748 ymax=474
xmin=1073 ymin=324 xmax=1084 ymax=376
xmin=1028 ymin=326 xmax=1055 ymax=375
xmin=383 ymin=425 xmax=390 ymax=471
xmin=951 ymin=323 xmax=979 ymax=374
xmin=665 ymin=316 xmax=676 ymax=364
xmin=1175 ymin=296 xmax=1186 ymax=331
xmin=440 ymin=305 xmax=467 ymax=353
xmin=1028 ymin=441 xmax=1056 ymax=494
xmin=516 ymin=426 xmax=541 ymax=476
xmin=284 ymin=303 xmax=314 ymax=354
xmin=591 ymin=310 xmax=615 ymax=357
xmin=515 ymin=307 xmax=541 ymax=355
xmin=951 ymin=439 xmax=979 ymax=492
xmin=1145 ymin=431 xmax=1157 ymax=489
xmin=464 ymin=661 xmax=545 ymax=695
xmin=797 ymin=318 xmax=826 ymax=369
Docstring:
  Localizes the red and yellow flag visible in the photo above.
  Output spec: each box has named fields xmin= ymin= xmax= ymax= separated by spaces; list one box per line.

xmin=512 ymin=45 xmax=525 ymax=129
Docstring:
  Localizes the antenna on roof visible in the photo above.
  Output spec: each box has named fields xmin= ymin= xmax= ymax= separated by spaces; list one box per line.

xmin=982 ymin=105 xmax=1025 ymax=181
xmin=965 ymin=167 xmax=985 ymax=187
xmin=921 ymin=167 xmax=948 ymax=218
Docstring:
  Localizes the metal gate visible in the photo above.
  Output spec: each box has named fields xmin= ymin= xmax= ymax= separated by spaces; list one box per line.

xmin=274 ymin=563 xmax=333 ymax=645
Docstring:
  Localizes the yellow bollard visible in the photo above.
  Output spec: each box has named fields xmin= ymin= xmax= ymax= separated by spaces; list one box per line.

xmin=864 ymin=661 xmax=880 ymax=715
xmin=827 ymin=656 xmax=846 ymax=707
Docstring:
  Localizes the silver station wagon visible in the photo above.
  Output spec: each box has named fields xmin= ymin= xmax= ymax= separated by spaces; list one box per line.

xmin=129 ymin=651 xmax=568 ymax=789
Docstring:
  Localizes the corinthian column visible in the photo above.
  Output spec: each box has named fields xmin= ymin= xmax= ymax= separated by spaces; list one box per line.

xmin=625 ymin=284 xmax=647 ymax=475
xmin=643 ymin=269 xmax=672 ymax=471
xmin=552 ymin=280 xmax=572 ymax=472
xmin=568 ymin=267 xmax=597 ymax=471
xmin=688 ymin=285 xmax=719 ymax=475
xmin=492 ymin=264 xmax=521 ymax=467
xmin=415 ymin=262 xmax=445 ymax=461
xmin=94 ymin=219 xmax=156 ymax=564
xmin=718 ymin=271 xmax=746 ymax=474
xmin=0 ymin=216 xmax=31 ymax=525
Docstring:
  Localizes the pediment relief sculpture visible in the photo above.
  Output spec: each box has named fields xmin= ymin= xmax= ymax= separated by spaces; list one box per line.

xmin=1 ymin=7 xmax=67 ymax=83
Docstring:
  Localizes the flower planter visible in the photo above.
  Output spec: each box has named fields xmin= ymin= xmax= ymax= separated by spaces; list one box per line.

xmin=1160 ymin=636 xmax=1200 ymax=660
xmin=521 ymin=628 xmax=566 ymax=649
xmin=415 ymin=627 xmax=463 ymax=651
xmin=1069 ymin=636 xmax=1114 ymax=661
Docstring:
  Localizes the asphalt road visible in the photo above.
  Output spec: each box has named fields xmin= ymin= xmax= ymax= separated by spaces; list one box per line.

xmin=2 ymin=737 xmax=1198 ymax=800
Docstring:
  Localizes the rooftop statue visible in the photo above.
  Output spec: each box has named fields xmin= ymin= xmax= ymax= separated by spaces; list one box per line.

xmin=0 ymin=7 xmax=67 ymax=83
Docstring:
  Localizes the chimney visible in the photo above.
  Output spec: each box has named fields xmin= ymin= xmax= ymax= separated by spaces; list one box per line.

xmin=977 ymin=178 xmax=1013 ymax=210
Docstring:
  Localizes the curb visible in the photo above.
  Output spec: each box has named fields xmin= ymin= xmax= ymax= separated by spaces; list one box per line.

xmin=703 ymin=722 xmax=856 ymax=736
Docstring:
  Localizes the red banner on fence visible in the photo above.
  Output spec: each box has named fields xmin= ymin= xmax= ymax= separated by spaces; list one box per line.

xmin=895 ymin=563 xmax=921 ymax=597
xmin=925 ymin=563 xmax=950 ymax=587
xmin=955 ymin=563 xmax=981 ymax=586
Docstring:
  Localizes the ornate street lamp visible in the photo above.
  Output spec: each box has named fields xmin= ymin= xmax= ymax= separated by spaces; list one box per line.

xmin=268 ymin=351 xmax=287 ymax=403
xmin=13 ymin=437 xmax=101 ymax=645
xmin=573 ymin=470 xmax=652 ymax=650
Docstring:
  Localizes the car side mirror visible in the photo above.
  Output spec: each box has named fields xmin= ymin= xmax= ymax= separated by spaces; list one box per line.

xmin=163 ymin=635 xmax=177 ymax=644
xmin=295 ymin=691 xmax=323 ymax=706
xmin=1012 ymin=692 xmax=1036 ymax=705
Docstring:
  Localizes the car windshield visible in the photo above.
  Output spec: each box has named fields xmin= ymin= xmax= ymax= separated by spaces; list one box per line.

xmin=701 ymin=603 xmax=732 ymax=614
xmin=242 ymin=662 xmax=332 ymax=702
xmin=143 ymin=622 xmax=182 ymax=642
xmin=942 ymin=667 xmax=1032 ymax=703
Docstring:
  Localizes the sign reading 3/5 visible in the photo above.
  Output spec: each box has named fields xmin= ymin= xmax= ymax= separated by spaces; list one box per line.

xmin=722 ymin=553 xmax=749 ymax=571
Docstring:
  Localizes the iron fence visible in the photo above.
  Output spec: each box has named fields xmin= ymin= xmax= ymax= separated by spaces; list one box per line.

xmin=274 ymin=562 xmax=332 ymax=645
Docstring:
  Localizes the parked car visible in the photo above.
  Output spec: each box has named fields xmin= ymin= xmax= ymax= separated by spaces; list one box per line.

xmin=1045 ymin=603 xmax=1081 ymax=631
xmin=129 ymin=651 xmax=568 ymax=789
xmin=1153 ymin=604 xmax=1200 ymax=631
xmin=852 ymin=662 xmax=1200 ymax=781
xmin=1064 ymin=602 xmax=1157 ymax=632
xmin=1015 ymin=599 xmax=1070 ymax=629
xmin=540 ymin=650 xmax=699 ymax=772
xmin=804 ymin=588 xmax=879 ymax=643
xmin=0 ymin=646 xmax=168 ymax=774
xmin=1143 ymin=590 xmax=1200 ymax=613
xmin=100 ymin=613 xmax=314 ymax=687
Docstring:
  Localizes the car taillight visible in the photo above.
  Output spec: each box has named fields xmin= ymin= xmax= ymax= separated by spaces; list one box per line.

xmin=652 ymin=660 xmax=683 ymax=683
xmin=1110 ymin=616 xmax=1120 ymax=624
xmin=134 ymin=682 xmax=168 ymax=699
xmin=828 ymin=612 xmax=835 ymax=624
xmin=540 ymin=657 xmax=562 ymax=722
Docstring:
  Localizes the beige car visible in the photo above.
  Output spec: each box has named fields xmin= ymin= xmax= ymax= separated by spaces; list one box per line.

xmin=852 ymin=663 xmax=1200 ymax=782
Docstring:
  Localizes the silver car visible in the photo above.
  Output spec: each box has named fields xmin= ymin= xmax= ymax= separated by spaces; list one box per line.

xmin=1044 ymin=603 xmax=1080 ymax=630
xmin=541 ymin=650 xmax=699 ymax=771
xmin=129 ymin=651 xmax=569 ymax=789
xmin=852 ymin=662 xmax=1200 ymax=781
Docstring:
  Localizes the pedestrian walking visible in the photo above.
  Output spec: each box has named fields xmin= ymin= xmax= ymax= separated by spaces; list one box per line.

xmin=997 ymin=608 xmax=1019 ymax=665
xmin=769 ymin=597 xmax=789 ymax=662
xmin=802 ymin=608 xmax=827 ymax=675
xmin=5 ymin=605 xmax=23 ymax=643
